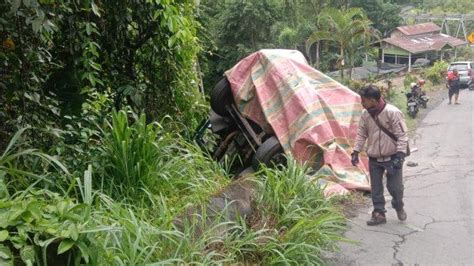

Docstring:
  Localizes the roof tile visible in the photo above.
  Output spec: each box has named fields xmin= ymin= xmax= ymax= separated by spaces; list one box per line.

xmin=396 ymin=22 xmax=441 ymax=36
xmin=383 ymin=32 xmax=466 ymax=54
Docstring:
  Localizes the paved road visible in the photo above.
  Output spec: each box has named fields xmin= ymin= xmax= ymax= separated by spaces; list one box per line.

xmin=334 ymin=89 xmax=474 ymax=265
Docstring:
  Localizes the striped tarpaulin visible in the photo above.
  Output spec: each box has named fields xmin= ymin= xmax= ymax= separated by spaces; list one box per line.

xmin=225 ymin=49 xmax=370 ymax=196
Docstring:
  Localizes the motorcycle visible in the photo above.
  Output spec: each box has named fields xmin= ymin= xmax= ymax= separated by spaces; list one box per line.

xmin=406 ymin=92 xmax=419 ymax=118
xmin=410 ymin=83 xmax=429 ymax=109
xmin=417 ymin=92 xmax=429 ymax=109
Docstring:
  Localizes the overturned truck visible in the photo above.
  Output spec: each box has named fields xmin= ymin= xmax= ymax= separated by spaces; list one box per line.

xmin=197 ymin=49 xmax=370 ymax=196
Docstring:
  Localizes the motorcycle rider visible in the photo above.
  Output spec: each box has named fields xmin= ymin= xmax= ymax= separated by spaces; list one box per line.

xmin=410 ymin=82 xmax=422 ymax=98
xmin=411 ymin=79 xmax=429 ymax=108
xmin=417 ymin=79 xmax=426 ymax=96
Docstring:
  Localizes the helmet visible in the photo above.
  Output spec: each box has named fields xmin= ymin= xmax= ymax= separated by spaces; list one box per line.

xmin=410 ymin=82 xmax=417 ymax=88
xmin=418 ymin=79 xmax=425 ymax=86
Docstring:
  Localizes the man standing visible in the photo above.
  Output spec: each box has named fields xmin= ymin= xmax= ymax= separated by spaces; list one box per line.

xmin=351 ymin=85 xmax=409 ymax=226
xmin=447 ymin=69 xmax=460 ymax=105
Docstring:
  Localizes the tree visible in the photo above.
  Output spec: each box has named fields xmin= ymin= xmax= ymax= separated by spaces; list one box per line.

xmin=198 ymin=0 xmax=281 ymax=90
xmin=351 ymin=0 xmax=402 ymax=37
xmin=0 ymin=0 xmax=204 ymax=144
xmin=306 ymin=7 xmax=378 ymax=80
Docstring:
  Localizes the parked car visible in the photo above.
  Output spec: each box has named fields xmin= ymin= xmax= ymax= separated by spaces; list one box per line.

xmin=447 ymin=61 xmax=474 ymax=90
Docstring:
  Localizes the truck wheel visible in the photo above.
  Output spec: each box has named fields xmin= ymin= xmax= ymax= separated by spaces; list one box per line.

xmin=211 ymin=78 xmax=233 ymax=117
xmin=252 ymin=136 xmax=285 ymax=170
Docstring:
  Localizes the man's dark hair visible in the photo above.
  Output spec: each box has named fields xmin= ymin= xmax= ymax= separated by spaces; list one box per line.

xmin=359 ymin=85 xmax=381 ymax=100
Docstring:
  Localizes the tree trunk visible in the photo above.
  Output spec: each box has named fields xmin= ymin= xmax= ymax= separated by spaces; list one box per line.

xmin=196 ymin=60 xmax=205 ymax=95
xmin=348 ymin=55 xmax=354 ymax=80
xmin=316 ymin=41 xmax=320 ymax=69
xmin=339 ymin=47 xmax=345 ymax=80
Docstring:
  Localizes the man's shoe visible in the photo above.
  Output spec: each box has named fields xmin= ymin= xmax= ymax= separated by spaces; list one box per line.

xmin=367 ymin=211 xmax=387 ymax=226
xmin=396 ymin=208 xmax=407 ymax=221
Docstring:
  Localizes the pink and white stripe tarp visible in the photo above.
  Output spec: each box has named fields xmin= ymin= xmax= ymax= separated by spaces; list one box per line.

xmin=225 ymin=49 xmax=370 ymax=196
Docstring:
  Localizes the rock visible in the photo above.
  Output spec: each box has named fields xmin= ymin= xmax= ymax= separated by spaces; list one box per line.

xmin=173 ymin=173 xmax=257 ymax=238
xmin=406 ymin=161 xmax=418 ymax=167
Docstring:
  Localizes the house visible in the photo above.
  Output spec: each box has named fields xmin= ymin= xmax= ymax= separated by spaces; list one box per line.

xmin=380 ymin=22 xmax=467 ymax=71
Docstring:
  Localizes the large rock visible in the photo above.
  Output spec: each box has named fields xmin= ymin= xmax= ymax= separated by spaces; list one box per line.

xmin=173 ymin=168 xmax=256 ymax=237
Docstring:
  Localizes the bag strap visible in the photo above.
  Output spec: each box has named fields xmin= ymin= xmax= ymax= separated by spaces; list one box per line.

xmin=371 ymin=115 xmax=398 ymax=142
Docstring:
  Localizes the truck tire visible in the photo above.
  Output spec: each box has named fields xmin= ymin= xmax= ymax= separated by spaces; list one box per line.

xmin=211 ymin=78 xmax=233 ymax=117
xmin=252 ymin=136 xmax=285 ymax=170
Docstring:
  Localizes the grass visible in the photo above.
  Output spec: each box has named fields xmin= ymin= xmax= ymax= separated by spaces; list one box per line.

xmin=99 ymin=110 xmax=230 ymax=211
xmin=387 ymin=88 xmax=416 ymax=131
xmin=252 ymin=158 xmax=347 ymax=264
xmin=0 ymin=111 xmax=347 ymax=265
xmin=0 ymin=128 xmax=71 ymax=196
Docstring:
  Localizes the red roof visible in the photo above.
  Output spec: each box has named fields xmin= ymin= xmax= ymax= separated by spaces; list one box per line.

xmin=395 ymin=22 xmax=441 ymax=36
xmin=383 ymin=34 xmax=467 ymax=54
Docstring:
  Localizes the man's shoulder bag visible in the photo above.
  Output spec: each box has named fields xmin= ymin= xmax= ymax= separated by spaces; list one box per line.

xmin=372 ymin=116 xmax=411 ymax=157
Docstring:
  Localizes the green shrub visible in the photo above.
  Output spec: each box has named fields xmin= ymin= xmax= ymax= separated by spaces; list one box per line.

xmin=0 ymin=128 xmax=70 ymax=194
xmin=455 ymin=46 xmax=474 ymax=61
xmin=0 ymin=189 xmax=100 ymax=266
xmin=403 ymin=73 xmax=418 ymax=89
xmin=425 ymin=60 xmax=449 ymax=85
xmin=99 ymin=110 xmax=229 ymax=205
xmin=100 ymin=110 xmax=161 ymax=198
xmin=278 ymin=27 xmax=299 ymax=49
xmin=348 ymin=79 xmax=365 ymax=93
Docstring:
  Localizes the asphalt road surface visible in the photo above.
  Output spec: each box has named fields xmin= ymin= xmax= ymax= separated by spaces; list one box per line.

xmin=334 ymin=89 xmax=474 ymax=265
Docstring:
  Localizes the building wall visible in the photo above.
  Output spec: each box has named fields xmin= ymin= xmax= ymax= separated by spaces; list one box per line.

xmin=382 ymin=42 xmax=410 ymax=56
xmin=384 ymin=46 xmax=410 ymax=56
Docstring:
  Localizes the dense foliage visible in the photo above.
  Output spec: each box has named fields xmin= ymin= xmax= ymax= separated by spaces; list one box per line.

xmin=425 ymin=60 xmax=449 ymax=85
xmin=199 ymin=0 xmax=360 ymax=90
xmin=0 ymin=0 xmax=205 ymax=151
xmin=415 ymin=0 xmax=474 ymax=13
xmin=199 ymin=0 xmax=406 ymax=89
xmin=306 ymin=7 xmax=378 ymax=80
xmin=351 ymin=0 xmax=402 ymax=37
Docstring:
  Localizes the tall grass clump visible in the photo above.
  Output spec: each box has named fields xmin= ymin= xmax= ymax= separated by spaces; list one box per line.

xmin=99 ymin=110 xmax=229 ymax=209
xmin=0 ymin=128 xmax=70 ymax=195
xmin=254 ymin=158 xmax=346 ymax=264
xmin=100 ymin=111 xmax=162 ymax=198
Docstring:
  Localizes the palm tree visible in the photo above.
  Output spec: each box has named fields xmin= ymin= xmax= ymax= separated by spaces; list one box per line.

xmin=306 ymin=7 xmax=378 ymax=80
